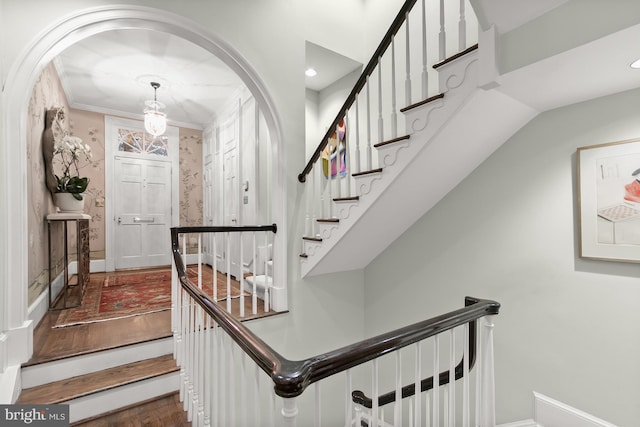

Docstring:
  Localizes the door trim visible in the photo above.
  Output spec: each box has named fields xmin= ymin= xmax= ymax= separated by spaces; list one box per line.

xmin=104 ymin=116 xmax=179 ymax=272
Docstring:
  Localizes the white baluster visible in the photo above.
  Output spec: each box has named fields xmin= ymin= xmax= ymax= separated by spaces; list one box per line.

xmin=449 ymin=329 xmax=455 ymax=426
xmin=254 ymin=364 xmax=261 ymax=426
xmin=252 ymin=232 xmax=257 ymax=315
xmin=391 ymin=37 xmax=398 ymax=139
xmin=409 ymin=398 xmax=414 ymax=427
xmin=336 ymin=122 xmax=343 ymax=201
xmin=212 ymin=325 xmax=220 ymax=427
xmin=444 ymin=385 xmax=449 ymax=427
xmin=459 ymin=0 xmax=467 ymax=51
xmin=203 ymin=317 xmax=211 ymax=427
xmin=478 ymin=315 xmax=496 ymax=427
xmin=282 ymin=397 xmax=298 ymax=427
xmin=366 ymin=77 xmax=372 ymax=170
xmin=198 ymin=234 xmax=202 ymax=289
xmin=425 ymin=391 xmax=431 ymax=427
xmin=345 ymin=369 xmax=353 ymax=427
xmin=328 ymin=137 xmax=333 ymax=218
xmin=196 ymin=305 xmax=204 ymax=427
xmin=415 ymin=342 xmax=422 ymax=427
xmin=355 ymin=96 xmax=362 ymax=174
xmin=355 ymin=405 xmax=363 ymax=427
xmin=377 ymin=57 xmax=384 ymax=144
xmin=269 ymin=390 xmax=276 ymax=427
xmin=463 ymin=322 xmax=470 ymax=427
xmin=314 ymin=382 xmax=321 ymax=427
xmin=264 ymin=232 xmax=270 ymax=313
xmin=229 ymin=338 xmax=236 ymax=426
xmin=226 ymin=232 xmax=231 ymax=313
xmin=213 ymin=234 xmax=217 ymax=302
xmin=394 ymin=350 xmax=402 ymax=427
xmin=240 ymin=231 xmax=245 ymax=318
xmin=314 ymin=163 xmax=321 ymax=236
xmin=240 ymin=352 xmax=247 ymax=427
xmin=433 ymin=334 xmax=440 ymax=427
xmin=405 ymin=11 xmax=412 ymax=108
xmin=421 ymin=0 xmax=429 ymax=99
xmin=372 ymin=359 xmax=379 ymax=427
xmin=439 ymin=0 xmax=446 ymax=61
xmin=343 ymin=113 xmax=351 ymax=197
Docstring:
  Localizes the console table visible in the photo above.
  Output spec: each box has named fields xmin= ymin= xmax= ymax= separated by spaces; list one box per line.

xmin=47 ymin=213 xmax=91 ymax=309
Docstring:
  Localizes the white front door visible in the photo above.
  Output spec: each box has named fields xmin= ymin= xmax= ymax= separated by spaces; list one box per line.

xmin=114 ymin=156 xmax=172 ymax=269
xmin=105 ymin=116 xmax=179 ymax=272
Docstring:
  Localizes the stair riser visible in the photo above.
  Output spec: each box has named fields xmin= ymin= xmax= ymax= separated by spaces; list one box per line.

xmin=69 ymin=371 xmax=179 ymax=423
xmin=22 ymin=337 xmax=173 ymax=388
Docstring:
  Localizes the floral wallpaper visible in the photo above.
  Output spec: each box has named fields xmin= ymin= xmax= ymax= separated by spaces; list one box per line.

xmin=27 ymin=63 xmax=204 ymax=306
xmin=179 ymin=128 xmax=203 ymax=226
xmin=26 ymin=62 xmax=72 ymax=305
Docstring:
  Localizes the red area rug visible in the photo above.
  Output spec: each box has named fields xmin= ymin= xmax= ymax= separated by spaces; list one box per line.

xmin=53 ymin=267 xmax=245 ymax=328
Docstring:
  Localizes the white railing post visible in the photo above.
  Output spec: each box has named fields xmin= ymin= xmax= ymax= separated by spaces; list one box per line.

xmin=391 ymin=37 xmax=398 ymax=139
xmin=377 ymin=57 xmax=384 ymax=143
xmin=459 ymin=0 xmax=467 ymax=51
xmin=439 ymin=0 xmax=446 ymax=61
xmin=477 ymin=315 xmax=496 ymax=427
xmin=355 ymin=96 xmax=362 ymax=174
xmin=421 ymin=0 xmax=429 ymax=99
xmin=282 ymin=397 xmax=299 ymax=427
xmin=405 ymin=11 xmax=412 ymax=107
xmin=365 ymin=77 xmax=372 ymax=170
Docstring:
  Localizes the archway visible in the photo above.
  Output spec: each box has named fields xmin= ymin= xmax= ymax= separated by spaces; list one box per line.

xmin=0 ymin=5 xmax=287 ymax=369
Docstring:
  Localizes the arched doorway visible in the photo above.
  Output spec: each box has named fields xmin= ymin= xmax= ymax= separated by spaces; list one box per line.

xmin=0 ymin=5 xmax=287 ymax=370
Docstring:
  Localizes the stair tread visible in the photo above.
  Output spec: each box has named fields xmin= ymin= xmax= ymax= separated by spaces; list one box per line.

xmin=317 ymin=218 xmax=339 ymax=223
xmin=17 ymin=354 xmax=178 ymax=405
xmin=433 ymin=43 xmax=478 ymax=69
xmin=374 ymin=135 xmax=410 ymax=148
xmin=400 ymin=93 xmax=445 ymax=113
xmin=353 ymin=168 xmax=383 ymax=177
xmin=303 ymin=236 xmax=322 ymax=242
xmin=334 ymin=196 xmax=359 ymax=202
xmin=299 ymin=253 xmax=308 ymax=258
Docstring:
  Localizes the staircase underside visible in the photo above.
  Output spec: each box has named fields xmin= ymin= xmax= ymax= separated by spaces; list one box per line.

xmin=302 ymin=51 xmax=539 ymax=277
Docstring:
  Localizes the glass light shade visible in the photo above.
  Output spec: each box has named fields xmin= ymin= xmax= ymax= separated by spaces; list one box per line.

xmin=144 ymin=100 xmax=167 ymax=136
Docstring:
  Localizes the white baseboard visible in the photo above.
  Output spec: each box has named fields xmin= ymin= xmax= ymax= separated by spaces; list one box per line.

xmin=534 ymin=392 xmax=617 ymax=427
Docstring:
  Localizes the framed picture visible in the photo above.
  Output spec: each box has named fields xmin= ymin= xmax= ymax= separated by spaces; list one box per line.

xmin=577 ymin=138 xmax=640 ymax=262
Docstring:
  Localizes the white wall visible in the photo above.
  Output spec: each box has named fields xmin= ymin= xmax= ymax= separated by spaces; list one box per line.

xmin=362 ymin=87 xmax=640 ymax=425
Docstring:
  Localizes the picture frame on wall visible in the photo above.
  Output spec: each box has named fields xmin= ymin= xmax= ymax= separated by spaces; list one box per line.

xmin=577 ymin=138 xmax=640 ymax=262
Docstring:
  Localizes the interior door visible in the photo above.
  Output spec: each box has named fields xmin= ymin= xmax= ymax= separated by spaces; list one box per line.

xmin=114 ymin=156 xmax=172 ymax=269
xmin=223 ymin=148 xmax=240 ymax=278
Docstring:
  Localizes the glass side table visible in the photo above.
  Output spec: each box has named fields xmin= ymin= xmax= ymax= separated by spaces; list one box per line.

xmin=47 ymin=213 xmax=91 ymax=309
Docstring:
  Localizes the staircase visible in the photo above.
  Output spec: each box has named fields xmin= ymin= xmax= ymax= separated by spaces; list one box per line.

xmin=17 ymin=324 xmax=177 ymax=424
xmin=301 ymin=27 xmax=538 ymax=277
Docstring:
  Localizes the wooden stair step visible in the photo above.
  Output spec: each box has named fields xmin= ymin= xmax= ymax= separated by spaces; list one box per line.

xmin=73 ymin=391 xmax=189 ymax=427
xmin=299 ymin=253 xmax=308 ymax=259
xmin=352 ymin=168 xmax=383 ymax=178
xmin=17 ymin=354 xmax=178 ymax=405
xmin=374 ymin=135 xmax=410 ymax=148
xmin=432 ymin=43 xmax=478 ymax=69
xmin=302 ymin=236 xmax=322 ymax=242
xmin=317 ymin=218 xmax=339 ymax=223
xmin=401 ymin=93 xmax=445 ymax=113
xmin=334 ymin=196 xmax=359 ymax=202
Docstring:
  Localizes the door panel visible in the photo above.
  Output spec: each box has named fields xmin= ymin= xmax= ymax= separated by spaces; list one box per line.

xmin=115 ymin=156 xmax=171 ymax=269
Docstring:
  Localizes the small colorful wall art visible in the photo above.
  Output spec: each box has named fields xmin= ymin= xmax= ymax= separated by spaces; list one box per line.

xmin=322 ymin=119 xmax=347 ymax=178
xmin=577 ymin=138 xmax=640 ymax=262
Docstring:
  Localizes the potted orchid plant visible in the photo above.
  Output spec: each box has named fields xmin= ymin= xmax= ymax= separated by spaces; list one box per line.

xmin=53 ymin=134 xmax=92 ymax=210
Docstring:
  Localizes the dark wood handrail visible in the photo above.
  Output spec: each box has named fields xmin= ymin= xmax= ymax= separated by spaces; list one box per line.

xmin=352 ymin=299 xmax=478 ymax=408
xmin=298 ymin=0 xmax=420 ymax=183
xmin=172 ymin=226 xmax=499 ymax=399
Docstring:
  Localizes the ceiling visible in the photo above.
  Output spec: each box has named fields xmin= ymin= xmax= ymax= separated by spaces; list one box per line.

xmin=54 ymin=30 xmax=362 ymax=130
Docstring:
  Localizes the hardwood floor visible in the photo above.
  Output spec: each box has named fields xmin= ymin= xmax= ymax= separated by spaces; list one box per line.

xmin=72 ymin=392 xmax=189 ymax=427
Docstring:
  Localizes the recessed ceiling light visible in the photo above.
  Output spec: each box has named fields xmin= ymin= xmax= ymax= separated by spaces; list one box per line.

xmin=305 ymin=68 xmax=317 ymax=77
xmin=631 ymin=59 xmax=640 ymax=69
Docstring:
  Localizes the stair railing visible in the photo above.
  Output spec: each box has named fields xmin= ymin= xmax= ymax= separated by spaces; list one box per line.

xmin=300 ymin=0 xmax=477 ymax=239
xmin=172 ymin=226 xmax=499 ymax=427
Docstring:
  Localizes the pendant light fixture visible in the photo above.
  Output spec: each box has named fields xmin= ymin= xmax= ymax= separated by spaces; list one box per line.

xmin=144 ymin=82 xmax=167 ymax=136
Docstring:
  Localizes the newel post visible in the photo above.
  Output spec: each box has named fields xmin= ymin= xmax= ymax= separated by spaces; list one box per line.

xmin=477 ymin=315 xmax=496 ymax=427
xmin=282 ymin=397 xmax=298 ymax=427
